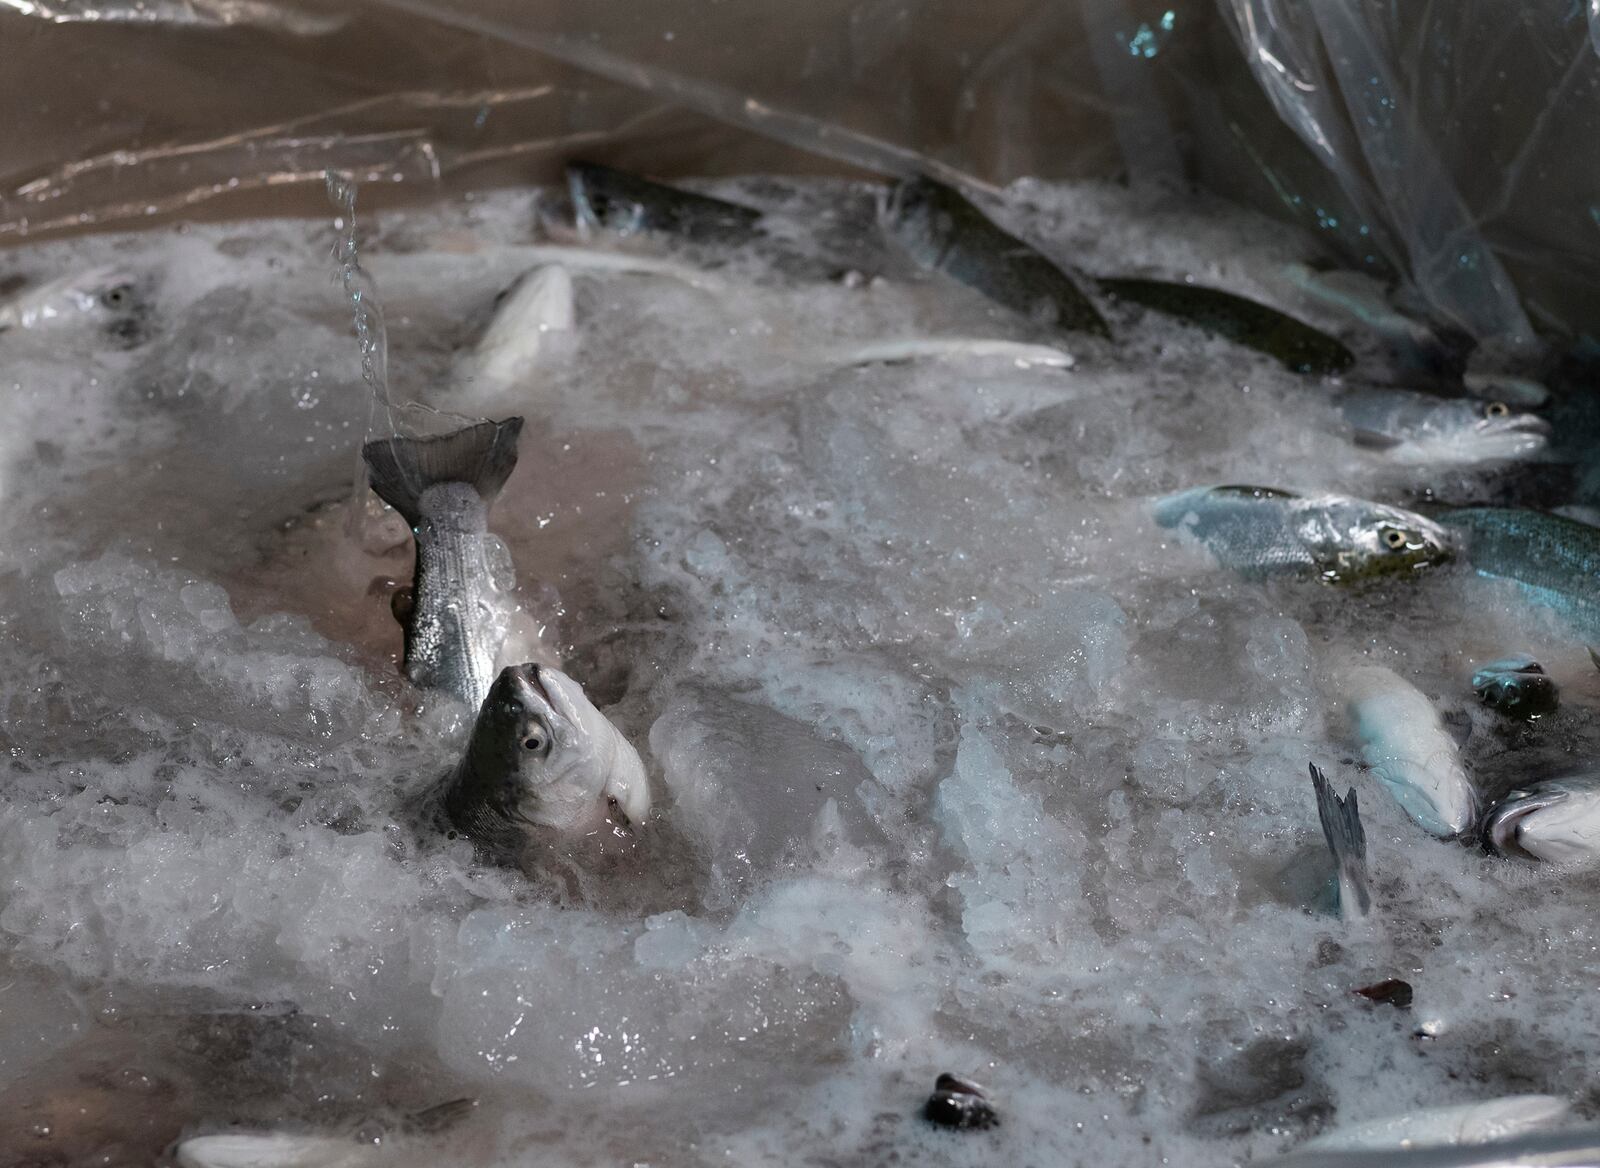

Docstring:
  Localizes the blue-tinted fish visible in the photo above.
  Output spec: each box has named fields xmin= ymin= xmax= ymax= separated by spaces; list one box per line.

xmin=1154 ymin=486 xmax=1453 ymax=583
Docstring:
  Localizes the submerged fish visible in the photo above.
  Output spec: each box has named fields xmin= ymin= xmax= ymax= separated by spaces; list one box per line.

xmin=362 ymin=418 xmax=524 ymax=709
xmin=1343 ymin=665 xmax=1475 ymax=838
xmin=0 ymin=265 xmax=147 ymax=346
xmin=1339 ymin=388 xmax=1549 ymax=464
xmin=1310 ymin=762 xmax=1370 ymax=919
xmin=1472 ymin=656 xmax=1558 ymax=720
xmin=1486 ymin=776 xmax=1600 ymax=864
xmin=1097 ymin=276 xmax=1352 ymax=375
xmin=1300 ymin=1094 xmax=1572 ymax=1152
xmin=454 ymin=264 xmax=575 ymax=394
xmin=1268 ymin=1127 xmax=1600 ymax=1167
xmin=1436 ymin=508 xmax=1600 ymax=633
xmin=1280 ymin=262 xmax=1472 ymax=386
xmin=1153 ymin=485 xmax=1454 ymax=583
xmin=882 ymin=175 xmax=1109 ymax=337
xmin=567 ymin=159 xmax=764 ymax=245
xmin=444 ymin=662 xmax=650 ymax=849
xmin=177 ymin=1099 xmax=475 ymax=1168
xmin=825 ymin=336 xmax=1074 ymax=369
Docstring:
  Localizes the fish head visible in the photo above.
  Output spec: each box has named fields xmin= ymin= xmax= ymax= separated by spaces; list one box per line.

xmin=1485 ymin=780 xmax=1600 ymax=862
xmin=567 ymin=162 xmax=646 ymax=237
xmin=1472 ymin=657 xmax=1558 ymax=719
xmin=1452 ymin=398 xmax=1552 ymax=461
xmin=474 ymin=663 xmax=651 ymax=834
xmin=1298 ymin=498 xmax=1454 ymax=583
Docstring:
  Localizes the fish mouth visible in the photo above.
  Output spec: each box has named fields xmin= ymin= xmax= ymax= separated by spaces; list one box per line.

xmin=1477 ymin=413 xmax=1552 ymax=438
xmin=1485 ymin=788 xmax=1567 ymax=859
xmin=514 ymin=662 xmax=555 ymax=708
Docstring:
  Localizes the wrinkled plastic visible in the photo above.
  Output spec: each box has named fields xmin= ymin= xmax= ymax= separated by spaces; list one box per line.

xmin=0 ymin=0 xmax=1596 ymax=343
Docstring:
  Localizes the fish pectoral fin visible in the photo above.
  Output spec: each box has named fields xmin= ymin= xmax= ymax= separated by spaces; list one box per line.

xmin=1349 ymin=427 xmax=1404 ymax=450
xmin=403 ymin=1097 xmax=479 ymax=1134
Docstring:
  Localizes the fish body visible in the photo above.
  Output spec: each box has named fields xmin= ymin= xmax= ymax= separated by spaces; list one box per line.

xmin=1343 ymin=665 xmax=1475 ymax=838
xmin=1267 ymin=1127 xmax=1600 ymax=1167
xmin=362 ymin=419 xmax=524 ymax=709
xmin=445 ymin=662 xmax=650 ymax=850
xmin=1280 ymin=262 xmax=1471 ymax=385
xmin=826 ymin=336 xmax=1074 ymax=368
xmin=0 ymin=265 xmax=147 ymax=346
xmin=1472 ymin=656 xmax=1558 ymax=720
xmin=176 ymin=1100 xmax=475 ymax=1168
xmin=455 ymin=265 xmax=575 ymax=393
xmin=1486 ymin=776 xmax=1600 ymax=864
xmin=1437 ymin=508 xmax=1600 ymax=633
xmin=177 ymin=1132 xmax=376 ymax=1168
xmin=882 ymin=175 xmax=1109 ymax=337
xmin=1098 ymin=276 xmax=1352 ymax=374
xmin=1339 ymin=388 xmax=1549 ymax=464
xmin=1153 ymin=485 xmax=1453 ymax=583
xmin=1309 ymin=763 xmax=1370 ymax=919
xmin=1302 ymin=1094 xmax=1571 ymax=1152
xmin=567 ymin=160 xmax=764 ymax=245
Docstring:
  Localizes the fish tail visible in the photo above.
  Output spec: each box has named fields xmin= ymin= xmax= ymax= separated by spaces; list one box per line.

xmin=1310 ymin=762 xmax=1371 ymax=917
xmin=361 ymin=417 xmax=523 ymax=525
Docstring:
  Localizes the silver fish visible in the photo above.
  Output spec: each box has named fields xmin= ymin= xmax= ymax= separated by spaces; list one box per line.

xmin=362 ymin=418 xmax=523 ymax=709
xmin=444 ymin=662 xmax=650 ymax=849
xmin=1343 ymin=665 xmax=1476 ymax=839
xmin=1486 ymin=776 xmax=1600 ymax=864
xmin=176 ymin=1099 xmax=475 ymax=1168
xmin=1266 ymin=1126 xmax=1600 ymax=1167
xmin=453 ymin=265 xmax=575 ymax=395
xmin=1302 ymin=1094 xmax=1571 ymax=1152
xmin=1153 ymin=485 xmax=1454 ymax=583
xmin=1339 ymin=387 xmax=1549 ymax=464
xmin=0 ymin=265 xmax=147 ymax=346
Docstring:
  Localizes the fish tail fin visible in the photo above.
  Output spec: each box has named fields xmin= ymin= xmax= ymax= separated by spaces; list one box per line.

xmin=1310 ymin=762 xmax=1371 ymax=917
xmin=361 ymin=417 xmax=523 ymax=525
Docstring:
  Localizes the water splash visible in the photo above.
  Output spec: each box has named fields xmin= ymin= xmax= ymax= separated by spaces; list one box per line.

xmin=325 ymin=172 xmax=394 ymax=418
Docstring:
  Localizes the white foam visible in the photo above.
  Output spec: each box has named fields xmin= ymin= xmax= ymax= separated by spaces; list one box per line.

xmin=0 ymin=179 xmax=1593 ymax=1167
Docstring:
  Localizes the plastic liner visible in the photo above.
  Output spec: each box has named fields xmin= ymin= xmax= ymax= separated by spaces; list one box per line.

xmin=0 ymin=0 xmax=1596 ymax=343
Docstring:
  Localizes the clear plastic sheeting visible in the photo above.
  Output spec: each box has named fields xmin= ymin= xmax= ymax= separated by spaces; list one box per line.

xmin=0 ymin=0 xmax=346 ymax=33
xmin=0 ymin=1 xmax=1597 ymax=339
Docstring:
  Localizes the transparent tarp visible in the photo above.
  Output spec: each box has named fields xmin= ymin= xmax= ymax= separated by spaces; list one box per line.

xmin=1 ymin=1 xmax=1596 ymax=340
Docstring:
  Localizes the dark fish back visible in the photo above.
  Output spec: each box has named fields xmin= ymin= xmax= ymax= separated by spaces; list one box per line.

xmin=886 ymin=176 xmax=1110 ymax=338
xmin=567 ymin=160 xmax=764 ymax=244
xmin=1098 ymin=277 xmax=1353 ymax=375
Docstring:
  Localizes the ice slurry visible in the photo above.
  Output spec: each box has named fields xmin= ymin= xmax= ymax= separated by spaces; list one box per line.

xmin=8 ymin=165 xmax=1600 ymax=1168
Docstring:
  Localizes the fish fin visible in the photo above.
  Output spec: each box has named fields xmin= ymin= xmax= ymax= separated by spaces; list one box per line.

xmin=1310 ymin=762 xmax=1371 ymax=917
xmin=1349 ymin=427 xmax=1404 ymax=451
xmin=403 ymin=1097 xmax=478 ymax=1134
xmin=361 ymin=418 xmax=523 ymax=525
xmin=1589 ymin=646 xmax=1600 ymax=673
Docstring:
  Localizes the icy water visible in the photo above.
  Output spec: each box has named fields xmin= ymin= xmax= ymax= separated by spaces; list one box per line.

xmin=2 ymin=178 xmax=1599 ymax=1168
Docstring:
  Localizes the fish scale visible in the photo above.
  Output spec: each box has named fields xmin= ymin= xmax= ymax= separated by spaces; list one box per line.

xmin=1440 ymin=507 xmax=1600 ymax=631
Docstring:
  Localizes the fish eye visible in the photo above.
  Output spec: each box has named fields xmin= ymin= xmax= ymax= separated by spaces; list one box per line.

xmin=101 ymin=284 xmax=132 ymax=310
xmin=1483 ymin=400 xmax=1510 ymax=419
xmin=1379 ymin=526 xmax=1410 ymax=550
